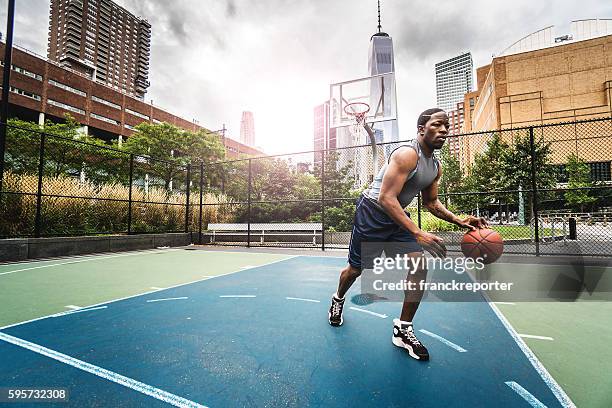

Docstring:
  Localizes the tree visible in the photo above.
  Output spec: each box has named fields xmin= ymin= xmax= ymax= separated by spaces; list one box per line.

xmin=5 ymin=115 xmax=122 ymax=183
xmin=564 ymin=154 xmax=596 ymax=212
xmin=439 ymin=144 xmax=463 ymax=210
xmin=311 ymin=150 xmax=359 ymax=231
xmin=453 ymin=133 xmax=510 ymax=215
xmin=121 ymin=122 xmax=225 ymax=190
xmin=502 ymin=132 xmax=556 ymax=220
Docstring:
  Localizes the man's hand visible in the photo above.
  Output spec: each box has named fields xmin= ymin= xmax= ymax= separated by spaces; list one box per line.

xmin=456 ymin=216 xmax=488 ymax=231
xmin=415 ymin=231 xmax=447 ymax=258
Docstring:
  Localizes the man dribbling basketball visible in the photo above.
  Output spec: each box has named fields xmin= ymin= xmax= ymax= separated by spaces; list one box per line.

xmin=328 ymin=108 xmax=488 ymax=361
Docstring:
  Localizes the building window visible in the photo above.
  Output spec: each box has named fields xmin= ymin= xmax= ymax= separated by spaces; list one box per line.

xmin=0 ymin=63 xmax=44 ymax=81
xmin=47 ymin=99 xmax=85 ymax=115
xmin=125 ymin=107 xmax=149 ymax=120
xmin=553 ymin=164 xmax=568 ymax=183
xmin=48 ymin=79 xmax=86 ymax=97
xmin=91 ymin=112 xmax=119 ymax=125
xmin=1 ymin=85 xmax=42 ymax=101
xmin=91 ymin=95 xmax=121 ymax=109
xmin=589 ymin=162 xmax=611 ymax=182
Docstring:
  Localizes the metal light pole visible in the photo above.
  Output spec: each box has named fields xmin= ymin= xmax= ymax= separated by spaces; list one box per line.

xmin=0 ymin=0 xmax=16 ymax=194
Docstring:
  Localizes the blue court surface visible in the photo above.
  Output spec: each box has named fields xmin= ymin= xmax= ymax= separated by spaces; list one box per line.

xmin=0 ymin=253 xmax=572 ymax=407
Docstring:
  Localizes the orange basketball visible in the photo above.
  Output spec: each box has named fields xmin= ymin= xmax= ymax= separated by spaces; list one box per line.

xmin=461 ymin=228 xmax=504 ymax=264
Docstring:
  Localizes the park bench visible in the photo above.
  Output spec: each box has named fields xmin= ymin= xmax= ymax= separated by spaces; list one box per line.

xmin=205 ymin=223 xmax=323 ymax=245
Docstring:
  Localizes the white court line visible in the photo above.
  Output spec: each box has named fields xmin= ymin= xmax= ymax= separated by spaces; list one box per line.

xmin=0 ymin=332 xmax=206 ymax=408
xmin=0 ymin=248 xmax=181 ymax=277
xmin=506 ymin=381 xmax=548 ymax=408
xmin=419 ymin=329 xmax=467 ymax=353
xmin=486 ymin=301 xmax=575 ymax=407
xmin=239 ymin=265 xmax=257 ymax=269
xmin=286 ymin=297 xmax=320 ymax=303
xmin=349 ymin=307 xmax=387 ymax=319
xmin=463 ymin=267 xmax=575 ymax=408
xmin=219 ymin=295 xmax=256 ymax=298
xmin=150 ymin=287 xmax=166 ymax=290
xmin=0 ymin=256 xmax=298 ymax=331
xmin=519 ymin=334 xmax=554 ymax=341
xmin=195 ymin=249 xmax=346 ymax=259
xmin=494 ymin=302 xmax=516 ymax=305
xmin=51 ymin=306 xmax=108 ymax=318
xmin=65 ymin=305 xmax=81 ymax=310
xmin=146 ymin=297 xmax=189 ymax=303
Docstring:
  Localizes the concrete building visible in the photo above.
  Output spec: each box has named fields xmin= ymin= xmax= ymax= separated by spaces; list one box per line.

xmin=461 ymin=24 xmax=612 ymax=179
xmin=0 ymin=42 xmax=261 ymax=159
xmin=313 ymin=102 xmax=336 ymax=167
xmin=48 ymin=0 xmax=151 ymax=99
xmin=435 ymin=52 xmax=473 ymax=113
xmin=239 ymin=111 xmax=255 ymax=146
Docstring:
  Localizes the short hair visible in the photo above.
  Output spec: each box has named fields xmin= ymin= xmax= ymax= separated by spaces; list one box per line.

xmin=417 ymin=108 xmax=445 ymax=128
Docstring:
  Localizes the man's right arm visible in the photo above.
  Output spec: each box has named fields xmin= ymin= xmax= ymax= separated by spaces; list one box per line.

xmin=377 ymin=149 xmax=447 ymax=257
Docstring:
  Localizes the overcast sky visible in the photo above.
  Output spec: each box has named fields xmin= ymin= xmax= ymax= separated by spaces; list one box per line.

xmin=1 ymin=0 xmax=611 ymax=154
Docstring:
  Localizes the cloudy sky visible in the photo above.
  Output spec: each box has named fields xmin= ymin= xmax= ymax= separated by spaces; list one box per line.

xmin=1 ymin=0 xmax=611 ymax=154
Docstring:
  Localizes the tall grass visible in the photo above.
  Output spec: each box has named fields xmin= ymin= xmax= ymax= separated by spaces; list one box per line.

xmin=0 ymin=171 xmax=235 ymax=237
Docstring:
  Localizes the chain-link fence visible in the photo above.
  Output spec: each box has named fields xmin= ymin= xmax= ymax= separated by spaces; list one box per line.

xmin=2 ymin=117 xmax=611 ymax=257
xmin=0 ymin=123 xmax=193 ymax=238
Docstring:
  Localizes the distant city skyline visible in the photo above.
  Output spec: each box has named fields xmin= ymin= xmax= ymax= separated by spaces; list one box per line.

xmin=4 ymin=0 xmax=611 ymax=154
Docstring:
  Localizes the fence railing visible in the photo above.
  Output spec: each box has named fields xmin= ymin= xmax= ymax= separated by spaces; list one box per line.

xmin=1 ymin=116 xmax=612 ymax=257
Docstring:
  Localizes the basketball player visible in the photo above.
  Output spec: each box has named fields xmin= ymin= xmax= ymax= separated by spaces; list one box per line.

xmin=328 ymin=108 xmax=488 ymax=361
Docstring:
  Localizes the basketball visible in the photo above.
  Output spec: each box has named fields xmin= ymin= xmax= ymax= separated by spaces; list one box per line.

xmin=461 ymin=228 xmax=504 ymax=264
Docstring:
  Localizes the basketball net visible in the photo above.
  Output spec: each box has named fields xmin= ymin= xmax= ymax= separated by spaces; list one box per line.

xmin=344 ymin=102 xmax=370 ymax=141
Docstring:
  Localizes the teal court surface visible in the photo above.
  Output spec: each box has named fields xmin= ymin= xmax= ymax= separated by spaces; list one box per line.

xmin=1 ymin=247 xmax=610 ymax=407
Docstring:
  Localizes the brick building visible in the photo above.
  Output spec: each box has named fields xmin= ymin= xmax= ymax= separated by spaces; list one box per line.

xmin=48 ymin=0 xmax=151 ymax=99
xmin=460 ymin=30 xmax=612 ymax=176
xmin=446 ymin=102 xmax=464 ymax=157
xmin=0 ymin=42 xmax=262 ymax=159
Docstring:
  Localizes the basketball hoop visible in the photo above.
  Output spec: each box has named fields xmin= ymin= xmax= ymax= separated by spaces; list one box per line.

xmin=344 ymin=102 xmax=370 ymax=127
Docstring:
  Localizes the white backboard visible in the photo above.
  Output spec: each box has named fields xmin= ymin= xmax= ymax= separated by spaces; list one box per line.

xmin=329 ymin=72 xmax=397 ymax=129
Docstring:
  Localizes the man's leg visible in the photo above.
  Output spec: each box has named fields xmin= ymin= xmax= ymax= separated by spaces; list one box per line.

xmin=392 ymin=251 xmax=430 ymax=360
xmin=400 ymin=252 xmax=427 ymax=321
xmin=337 ymin=264 xmax=362 ymax=299
xmin=329 ymin=264 xmax=361 ymax=327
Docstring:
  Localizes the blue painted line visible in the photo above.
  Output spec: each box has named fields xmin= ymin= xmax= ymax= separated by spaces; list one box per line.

xmin=506 ymin=381 xmax=548 ymax=408
xmin=419 ymin=329 xmax=467 ymax=353
xmin=0 ymin=332 xmax=207 ymax=408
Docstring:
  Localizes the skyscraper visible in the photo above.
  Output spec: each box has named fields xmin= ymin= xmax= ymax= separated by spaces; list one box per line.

xmin=368 ymin=1 xmax=399 ymax=158
xmin=313 ymin=102 xmax=337 ymax=166
xmin=240 ymin=111 xmax=255 ymax=146
xmin=47 ymin=0 xmax=151 ymax=99
xmin=435 ymin=52 xmax=473 ymax=113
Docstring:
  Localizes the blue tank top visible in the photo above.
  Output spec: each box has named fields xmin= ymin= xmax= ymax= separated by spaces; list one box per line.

xmin=364 ymin=138 xmax=439 ymax=208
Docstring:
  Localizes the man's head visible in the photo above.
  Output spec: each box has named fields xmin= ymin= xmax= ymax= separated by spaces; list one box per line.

xmin=417 ymin=108 xmax=449 ymax=150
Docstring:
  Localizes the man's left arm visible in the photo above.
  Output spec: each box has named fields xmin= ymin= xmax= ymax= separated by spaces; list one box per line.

xmin=421 ymin=166 xmax=488 ymax=230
